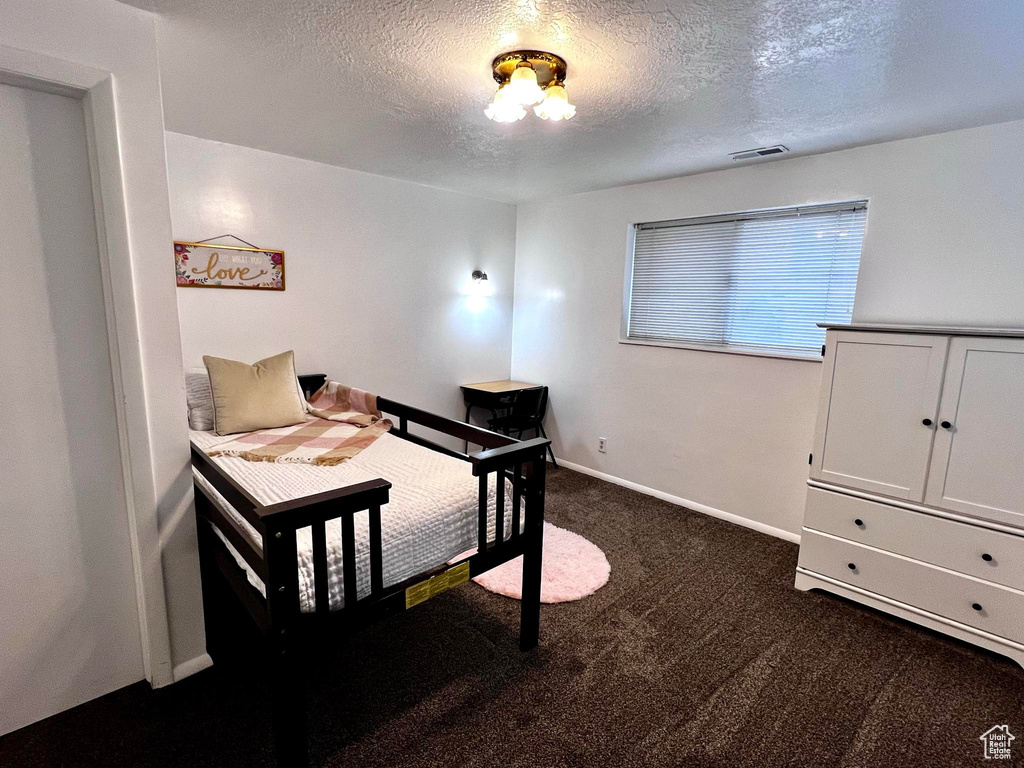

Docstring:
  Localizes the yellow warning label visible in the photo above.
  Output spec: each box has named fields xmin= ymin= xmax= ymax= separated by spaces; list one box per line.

xmin=447 ymin=561 xmax=471 ymax=588
xmin=405 ymin=561 xmax=471 ymax=609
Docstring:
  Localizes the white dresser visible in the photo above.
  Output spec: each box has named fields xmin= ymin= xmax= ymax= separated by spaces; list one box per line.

xmin=796 ymin=324 xmax=1024 ymax=668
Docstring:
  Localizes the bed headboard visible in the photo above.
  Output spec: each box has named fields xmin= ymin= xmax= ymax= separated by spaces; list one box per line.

xmin=297 ymin=373 xmax=327 ymax=399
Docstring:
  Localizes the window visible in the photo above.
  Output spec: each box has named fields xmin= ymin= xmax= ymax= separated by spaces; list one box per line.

xmin=625 ymin=201 xmax=867 ymax=358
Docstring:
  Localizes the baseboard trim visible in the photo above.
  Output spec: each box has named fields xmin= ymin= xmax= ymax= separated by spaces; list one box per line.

xmin=171 ymin=652 xmax=213 ymax=684
xmin=553 ymin=458 xmax=800 ymax=545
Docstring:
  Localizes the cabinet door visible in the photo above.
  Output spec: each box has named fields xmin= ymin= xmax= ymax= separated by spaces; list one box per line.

xmin=810 ymin=331 xmax=948 ymax=500
xmin=925 ymin=337 xmax=1024 ymax=527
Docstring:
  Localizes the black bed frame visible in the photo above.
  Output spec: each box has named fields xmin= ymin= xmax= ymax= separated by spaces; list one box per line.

xmin=190 ymin=375 xmax=549 ymax=767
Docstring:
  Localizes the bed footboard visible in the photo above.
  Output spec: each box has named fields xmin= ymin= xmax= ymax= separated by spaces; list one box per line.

xmin=468 ymin=437 xmax=548 ymax=649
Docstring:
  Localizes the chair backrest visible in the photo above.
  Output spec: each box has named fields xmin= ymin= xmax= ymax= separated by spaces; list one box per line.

xmin=512 ymin=386 xmax=548 ymax=420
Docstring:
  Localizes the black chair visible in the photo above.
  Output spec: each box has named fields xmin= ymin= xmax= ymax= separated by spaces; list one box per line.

xmin=488 ymin=386 xmax=557 ymax=467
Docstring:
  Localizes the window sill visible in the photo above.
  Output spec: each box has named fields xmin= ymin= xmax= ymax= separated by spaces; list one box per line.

xmin=618 ymin=337 xmax=823 ymax=363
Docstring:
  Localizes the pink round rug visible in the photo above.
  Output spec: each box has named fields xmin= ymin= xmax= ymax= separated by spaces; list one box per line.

xmin=469 ymin=523 xmax=610 ymax=603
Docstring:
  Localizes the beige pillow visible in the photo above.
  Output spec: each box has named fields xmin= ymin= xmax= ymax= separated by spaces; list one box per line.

xmin=203 ymin=351 xmax=307 ymax=435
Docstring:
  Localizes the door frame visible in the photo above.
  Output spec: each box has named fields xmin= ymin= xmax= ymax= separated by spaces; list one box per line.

xmin=0 ymin=46 xmax=174 ymax=687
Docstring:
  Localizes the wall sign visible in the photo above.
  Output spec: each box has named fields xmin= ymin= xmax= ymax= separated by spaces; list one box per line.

xmin=174 ymin=241 xmax=285 ymax=291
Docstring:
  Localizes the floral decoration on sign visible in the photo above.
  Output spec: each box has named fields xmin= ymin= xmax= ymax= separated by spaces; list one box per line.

xmin=174 ymin=241 xmax=285 ymax=291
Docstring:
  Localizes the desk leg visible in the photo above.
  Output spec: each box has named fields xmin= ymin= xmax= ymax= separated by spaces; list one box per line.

xmin=538 ymin=423 xmax=557 ymax=468
xmin=464 ymin=403 xmax=473 ymax=453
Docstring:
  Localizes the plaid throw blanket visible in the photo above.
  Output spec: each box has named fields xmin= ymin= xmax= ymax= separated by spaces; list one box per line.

xmin=207 ymin=382 xmax=391 ymax=466
xmin=306 ymin=381 xmax=384 ymax=426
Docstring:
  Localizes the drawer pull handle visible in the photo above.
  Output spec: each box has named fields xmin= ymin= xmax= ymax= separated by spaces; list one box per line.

xmin=981 ymin=553 xmax=993 ymax=562
xmin=972 ymin=603 xmax=983 ymax=612
xmin=941 ymin=420 xmax=953 ymax=429
xmin=847 ymin=562 xmax=857 ymax=571
xmin=854 ymin=518 xmax=864 ymax=527
xmin=921 ymin=418 xmax=932 ymax=427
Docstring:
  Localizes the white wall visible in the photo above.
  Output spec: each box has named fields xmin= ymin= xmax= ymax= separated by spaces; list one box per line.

xmin=512 ymin=119 xmax=1024 ymax=537
xmin=168 ymin=132 xmax=517 ymax=417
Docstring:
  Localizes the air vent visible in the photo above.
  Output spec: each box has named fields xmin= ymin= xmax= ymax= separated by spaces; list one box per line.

xmin=729 ymin=145 xmax=789 ymax=162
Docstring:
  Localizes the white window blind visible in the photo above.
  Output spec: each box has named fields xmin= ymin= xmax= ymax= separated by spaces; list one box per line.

xmin=627 ymin=201 xmax=866 ymax=356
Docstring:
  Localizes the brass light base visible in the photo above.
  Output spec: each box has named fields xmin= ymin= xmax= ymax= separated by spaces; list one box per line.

xmin=491 ymin=50 xmax=568 ymax=87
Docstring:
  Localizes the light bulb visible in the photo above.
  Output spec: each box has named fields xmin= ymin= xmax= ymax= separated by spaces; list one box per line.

xmin=471 ymin=271 xmax=493 ymax=297
xmin=505 ymin=63 xmax=544 ymax=106
xmin=466 ymin=270 xmax=491 ymax=312
xmin=484 ymin=84 xmax=526 ymax=122
xmin=534 ymin=84 xmax=576 ymax=121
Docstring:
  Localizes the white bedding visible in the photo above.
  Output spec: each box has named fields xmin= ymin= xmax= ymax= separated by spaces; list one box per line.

xmin=191 ymin=426 xmax=517 ymax=612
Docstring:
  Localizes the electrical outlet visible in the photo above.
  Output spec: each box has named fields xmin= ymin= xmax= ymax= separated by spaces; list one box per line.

xmin=598 ymin=436 xmax=607 ymax=453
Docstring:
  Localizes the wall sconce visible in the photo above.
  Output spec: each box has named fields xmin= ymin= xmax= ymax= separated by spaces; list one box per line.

xmin=467 ymin=269 xmax=490 ymax=313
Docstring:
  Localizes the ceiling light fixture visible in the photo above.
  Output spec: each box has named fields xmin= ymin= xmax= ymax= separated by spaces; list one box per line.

xmin=483 ymin=84 xmax=527 ymax=122
xmin=534 ymin=83 xmax=575 ymax=121
xmin=485 ymin=50 xmax=576 ymax=123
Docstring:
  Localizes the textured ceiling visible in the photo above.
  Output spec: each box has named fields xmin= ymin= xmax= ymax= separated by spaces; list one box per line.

xmin=125 ymin=0 xmax=1024 ymax=202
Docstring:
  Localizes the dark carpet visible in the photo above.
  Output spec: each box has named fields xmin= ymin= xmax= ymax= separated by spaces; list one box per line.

xmin=2 ymin=467 xmax=1022 ymax=767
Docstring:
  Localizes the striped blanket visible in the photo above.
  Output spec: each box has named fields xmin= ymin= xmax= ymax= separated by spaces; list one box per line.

xmin=207 ymin=382 xmax=391 ymax=466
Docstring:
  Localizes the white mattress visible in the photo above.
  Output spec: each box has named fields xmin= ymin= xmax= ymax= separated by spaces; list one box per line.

xmin=191 ymin=426 xmax=517 ymax=612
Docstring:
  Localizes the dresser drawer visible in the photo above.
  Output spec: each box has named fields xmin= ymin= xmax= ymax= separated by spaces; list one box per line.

xmin=804 ymin=487 xmax=1024 ymax=591
xmin=798 ymin=530 xmax=1024 ymax=642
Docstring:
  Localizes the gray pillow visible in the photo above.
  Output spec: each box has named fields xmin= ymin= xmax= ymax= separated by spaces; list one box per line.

xmin=184 ymin=368 xmax=215 ymax=431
